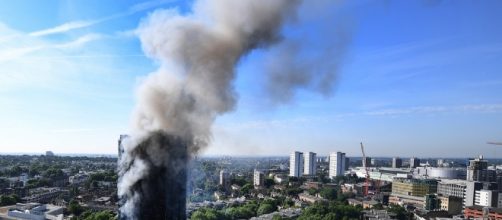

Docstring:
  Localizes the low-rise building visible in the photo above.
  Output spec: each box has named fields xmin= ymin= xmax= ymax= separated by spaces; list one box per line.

xmin=439 ymin=195 xmax=463 ymax=215
xmin=464 ymin=205 xmax=502 ymax=219
xmin=298 ymin=193 xmax=326 ymax=204
xmin=6 ymin=203 xmax=64 ymax=220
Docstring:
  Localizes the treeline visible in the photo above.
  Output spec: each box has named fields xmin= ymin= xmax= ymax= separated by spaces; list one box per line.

xmin=191 ymin=198 xmax=294 ymax=220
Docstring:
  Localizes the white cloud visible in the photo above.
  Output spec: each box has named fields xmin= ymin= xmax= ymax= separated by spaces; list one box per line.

xmin=28 ymin=0 xmax=179 ymax=37
xmin=29 ymin=20 xmax=97 ymax=37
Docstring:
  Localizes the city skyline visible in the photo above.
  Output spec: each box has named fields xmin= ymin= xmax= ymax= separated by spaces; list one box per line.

xmin=1 ymin=1 xmax=502 ymax=157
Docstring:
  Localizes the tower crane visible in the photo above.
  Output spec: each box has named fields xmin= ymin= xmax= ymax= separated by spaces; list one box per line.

xmin=487 ymin=142 xmax=502 ymax=146
xmin=360 ymin=142 xmax=370 ymax=196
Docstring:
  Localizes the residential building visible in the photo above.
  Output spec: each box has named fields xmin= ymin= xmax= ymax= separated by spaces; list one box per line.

xmin=303 ymin=152 xmax=317 ymax=176
xmin=289 ymin=151 xmax=303 ymax=177
xmin=392 ymin=157 xmax=402 ymax=168
xmin=410 ymin=157 xmax=420 ymax=168
xmin=363 ymin=157 xmax=372 ymax=168
xmin=475 ymin=189 xmax=499 ymax=208
xmin=371 ymin=158 xmax=378 ymax=167
xmin=329 ymin=152 xmax=345 ymax=178
xmin=345 ymin=157 xmax=350 ymax=171
xmin=437 ymin=159 xmax=445 ymax=167
xmin=464 ymin=181 xmax=483 ymax=207
xmin=464 ymin=181 xmax=497 ymax=209
xmin=254 ymin=169 xmax=265 ymax=187
xmin=219 ymin=170 xmax=230 ymax=191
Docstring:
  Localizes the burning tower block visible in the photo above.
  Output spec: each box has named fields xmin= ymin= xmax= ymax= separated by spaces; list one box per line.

xmin=118 ymin=132 xmax=188 ymax=220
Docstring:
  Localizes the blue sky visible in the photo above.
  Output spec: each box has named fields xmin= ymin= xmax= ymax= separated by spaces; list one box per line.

xmin=0 ymin=0 xmax=501 ymax=157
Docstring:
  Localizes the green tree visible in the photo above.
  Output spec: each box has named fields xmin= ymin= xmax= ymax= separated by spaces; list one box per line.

xmin=319 ymin=188 xmax=337 ymax=200
xmin=387 ymin=204 xmax=408 ymax=220
xmin=264 ymin=178 xmax=275 ymax=188
xmin=68 ymin=200 xmax=85 ymax=216
xmin=0 ymin=195 xmax=18 ymax=206
xmin=241 ymin=183 xmax=253 ymax=194
xmin=257 ymin=203 xmax=276 ymax=216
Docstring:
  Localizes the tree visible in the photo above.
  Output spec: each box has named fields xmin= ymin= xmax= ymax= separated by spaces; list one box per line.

xmin=68 ymin=200 xmax=85 ymax=216
xmin=264 ymin=178 xmax=275 ymax=188
xmin=0 ymin=195 xmax=18 ymax=206
xmin=241 ymin=183 xmax=253 ymax=194
xmin=319 ymin=188 xmax=337 ymax=201
xmin=257 ymin=203 xmax=276 ymax=216
xmin=387 ymin=204 xmax=408 ymax=220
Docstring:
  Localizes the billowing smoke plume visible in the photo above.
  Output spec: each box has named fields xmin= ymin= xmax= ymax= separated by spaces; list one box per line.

xmin=118 ymin=0 xmax=301 ymax=219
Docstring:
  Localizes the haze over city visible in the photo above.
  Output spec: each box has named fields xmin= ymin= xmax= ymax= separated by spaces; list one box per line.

xmin=1 ymin=0 xmax=502 ymax=157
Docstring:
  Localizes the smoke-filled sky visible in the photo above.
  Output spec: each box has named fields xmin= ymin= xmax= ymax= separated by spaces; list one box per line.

xmin=1 ymin=0 xmax=502 ymax=158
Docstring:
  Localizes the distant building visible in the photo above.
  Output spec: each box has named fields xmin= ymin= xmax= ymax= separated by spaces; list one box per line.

xmin=345 ymin=157 xmax=350 ymax=171
xmin=410 ymin=157 xmax=420 ymax=168
xmin=414 ymin=167 xmax=466 ymax=179
xmin=45 ymin=151 xmax=54 ymax=156
xmin=363 ymin=157 xmax=372 ymax=168
xmin=467 ymin=155 xmax=496 ymax=182
xmin=219 ymin=170 xmax=230 ymax=191
xmin=289 ymin=151 xmax=303 ymax=177
xmin=371 ymin=158 xmax=378 ymax=167
xmin=437 ymin=159 xmax=445 ymax=167
xmin=303 ymin=152 xmax=316 ymax=176
xmin=118 ymin=134 xmax=129 ymax=161
xmin=254 ymin=169 xmax=265 ymax=187
xmin=329 ymin=152 xmax=345 ymax=178
xmin=392 ymin=157 xmax=402 ymax=168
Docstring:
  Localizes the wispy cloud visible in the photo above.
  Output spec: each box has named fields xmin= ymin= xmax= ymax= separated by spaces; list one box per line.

xmin=28 ymin=0 xmax=178 ymax=37
xmin=364 ymin=104 xmax=502 ymax=116
xmin=29 ymin=20 xmax=97 ymax=37
xmin=220 ymin=103 xmax=502 ymax=131
xmin=0 ymin=33 xmax=102 ymax=62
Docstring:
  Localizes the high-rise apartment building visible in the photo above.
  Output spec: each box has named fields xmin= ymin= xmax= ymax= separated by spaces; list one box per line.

xmin=329 ymin=152 xmax=346 ymax=178
xmin=304 ymin=152 xmax=317 ymax=175
xmin=290 ymin=151 xmax=303 ymax=177
xmin=392 ymin=157 xmax=402 ymax=168
xmin=410 ymin=157 xmax=420 ymax=168
xmin=219 ymin=170 xmax=230 ymax=190
xmin=254 ymin=169 xmax=265 ymax=186
xmin=363 ymin=157 xmax=372 ymax=168
xmin=345 ymin=157 xmax=350 ymax=171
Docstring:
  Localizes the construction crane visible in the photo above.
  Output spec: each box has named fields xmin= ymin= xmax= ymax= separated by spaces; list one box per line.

xmin=487 ymin=142 xmax=502 ymax=146
xmin=360 ymin=142 xmax=370 ymax=196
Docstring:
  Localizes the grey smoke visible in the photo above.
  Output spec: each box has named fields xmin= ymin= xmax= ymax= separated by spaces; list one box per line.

xmin=118 ymin=0 xmax=302 ymax=219
xmin=264 ymin=1 xmax=353 ymax=104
